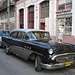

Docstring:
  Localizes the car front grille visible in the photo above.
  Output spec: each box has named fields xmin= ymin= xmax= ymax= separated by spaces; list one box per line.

xmin=53 ymin=54 xmax=75 ymax=63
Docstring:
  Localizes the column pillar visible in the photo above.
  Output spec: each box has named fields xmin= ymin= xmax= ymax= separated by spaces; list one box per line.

xmin=26 ymin=7 xmax=28 ymax=29
xmin=24 ymin=8 xmax=26 ymax=29
xmin=36 ymin=3 xmax=40 ymax=29
xmin=34 ymin=3 xmax=37 ymax=29
xmin=17 ymin=9 xmax=19 ymax=29
xmin=54 ymin=0 xmax=57 ymax=36
xmin=49 ymin=0 xmax=54 ymax=35
xmin=72 ymin=0 xmax=75 ymax=36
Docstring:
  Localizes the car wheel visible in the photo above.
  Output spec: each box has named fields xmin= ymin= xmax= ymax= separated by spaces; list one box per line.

xmin=0 ymin=42 xmax=2 ymax=47
xmin=5 ymin=46 xmax=11 ymax=55
xmin=35 ymin=55 xmax=42 ymax=72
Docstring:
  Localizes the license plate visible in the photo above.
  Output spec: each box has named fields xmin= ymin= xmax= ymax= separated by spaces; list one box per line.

xmin=65 ymin=62 xmax=71 ymax=67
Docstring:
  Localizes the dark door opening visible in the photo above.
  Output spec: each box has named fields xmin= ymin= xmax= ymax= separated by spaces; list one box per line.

xmin=19 ymin=9 xmax=24 ymax=29
xmin=40 ymin=23 xmax=45 ymax=30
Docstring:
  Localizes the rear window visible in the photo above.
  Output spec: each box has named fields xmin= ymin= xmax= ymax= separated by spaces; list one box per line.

xmin=10 ymin=32 xmax=17 ymax=38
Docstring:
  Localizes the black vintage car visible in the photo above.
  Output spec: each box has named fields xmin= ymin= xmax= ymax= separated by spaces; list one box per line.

xmin=2 ymin=29 xmax=75 ymax=71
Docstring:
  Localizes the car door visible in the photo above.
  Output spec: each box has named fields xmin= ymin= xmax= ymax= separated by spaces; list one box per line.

xmin=9 ymin=31 xmax=18 ymax=54
xmin=15 ymin=31 xmax=26 ymax=57
xmin=22 ymin=33 xmax=34 ymax=60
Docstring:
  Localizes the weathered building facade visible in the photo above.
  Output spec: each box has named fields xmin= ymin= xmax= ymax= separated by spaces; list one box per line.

xmin=15 ymin=0 xmax=75 ymax=44
xmin=56 ymin=0 xmax=75 ymax=44
xmin=0 ymin=0 xmax=15 ymax=31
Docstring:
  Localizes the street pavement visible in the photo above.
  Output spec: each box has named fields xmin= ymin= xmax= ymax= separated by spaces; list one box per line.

xmin=0 ymin=48 xmax=75 ymax=75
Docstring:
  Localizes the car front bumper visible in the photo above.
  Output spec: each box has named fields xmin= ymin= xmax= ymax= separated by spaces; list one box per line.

xmin=41 ymin=61 xmax=74 ymax=70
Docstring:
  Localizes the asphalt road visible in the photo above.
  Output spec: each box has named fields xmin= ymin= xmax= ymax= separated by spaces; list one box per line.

xmin=0 ymin=48 xmax=75 ymax=75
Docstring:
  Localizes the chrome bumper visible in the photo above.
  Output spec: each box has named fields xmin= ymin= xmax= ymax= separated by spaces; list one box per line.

xmin=41 ymin=61 xmax=74 ymax=70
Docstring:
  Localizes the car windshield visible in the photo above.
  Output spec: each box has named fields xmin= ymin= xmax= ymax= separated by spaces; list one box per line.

xmin=27 ymin=31 xmax=50 ymax=40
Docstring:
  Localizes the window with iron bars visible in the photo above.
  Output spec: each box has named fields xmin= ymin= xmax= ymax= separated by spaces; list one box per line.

xmin=58 ymin=0 xmax=72 ymax=10
xmin=41 ymin=1 xmax=49 ymax=19
xmin=58 ymin=17 xmax=72 ymax=35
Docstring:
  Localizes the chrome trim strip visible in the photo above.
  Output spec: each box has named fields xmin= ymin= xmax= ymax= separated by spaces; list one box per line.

xmin=52 ymin=53 xmax=75 ymax=60
xmin=41 ymin=61 xmax=74 ymax=70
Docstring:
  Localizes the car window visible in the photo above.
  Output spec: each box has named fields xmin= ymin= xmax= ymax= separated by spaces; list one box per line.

xmin=3 ymin=31 xmax=10 ymax=36
xmin=0 ymin=31 xmax=3 ymax=36
xmin=21 ymin=32 xmax=26 ymax=40
xmin=25 ymin=34 xmax=29 ymax=40
xmin=27 ymin=32 xmax=36 ymax=40
xmin=17 ymin=32 xmax=26 ymax=40
xmin=10 ymin=32 xmax=17 ymax=38
xmin=33 ymin=32 xmax=50 ymax=39
xmin=27 ymin=31 xmax=50 ymax=40
xmin=0 ymin=31 xmax=10 ymax=36
xmin=3 ymin=31 xmax=10 ymax=34
xmin=17 ymin=32 xmax=21 ymax=39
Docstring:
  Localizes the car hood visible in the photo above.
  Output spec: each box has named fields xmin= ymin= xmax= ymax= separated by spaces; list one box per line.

xmin=31 ymin=39 xmax=75 ymax=54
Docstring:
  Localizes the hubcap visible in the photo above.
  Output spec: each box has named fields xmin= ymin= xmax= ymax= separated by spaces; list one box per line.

xmin=6 ymin=47 xmax=9 ymax=53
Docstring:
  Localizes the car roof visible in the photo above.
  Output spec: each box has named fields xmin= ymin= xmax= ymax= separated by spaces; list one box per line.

xmin=0 ymin=30 xmax=9 ymax=31
xmin=11 ymin=29 xmax=49 ymax=33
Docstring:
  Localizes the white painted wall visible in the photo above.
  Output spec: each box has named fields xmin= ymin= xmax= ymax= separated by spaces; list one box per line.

xmin=17 ymin=9 xmax=19 ymax=29
xmin=24 ymin=8 xmax=26 ymax=29
xmin=72 ymin=0 xmax=75 ymax=36
xmin=25 ymin=7 xmax=28 ymax=29
xmin=49 ymin=0 xmax=52 ymax=33
xmin=53 ymin=0 xmax=57 ymax=36
xmin=36 ymin=3 xmax=40 ymax=29
xmin=45 ymin=18 xmax=49 ymax=31
xmin=49 ymin=0 xmax=54 ymax=36
xmin=34 ymin=3 xmax=37 ymax=29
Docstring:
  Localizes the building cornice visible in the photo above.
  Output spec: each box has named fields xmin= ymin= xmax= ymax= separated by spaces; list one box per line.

xmin=16 ymin=0 xmax=27 ymax=5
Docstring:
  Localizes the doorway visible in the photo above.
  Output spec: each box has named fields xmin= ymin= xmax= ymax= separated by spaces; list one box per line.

xmin=40 ymin=23 xmax=45 ymax=30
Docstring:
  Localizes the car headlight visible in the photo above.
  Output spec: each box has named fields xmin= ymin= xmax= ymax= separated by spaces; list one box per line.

xmin=49 ymin=49 xmax=53 ymax=54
